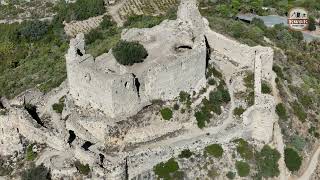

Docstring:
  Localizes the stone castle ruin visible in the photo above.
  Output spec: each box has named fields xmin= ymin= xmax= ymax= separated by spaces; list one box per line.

xmin=66 ymin=0 xmax=207 ymax=118
xmin=0 ymin=0 xmax=279 ymax=179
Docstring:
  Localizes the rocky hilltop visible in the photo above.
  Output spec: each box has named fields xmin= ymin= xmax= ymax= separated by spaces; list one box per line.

xmin=2 ymin=0 xmax=313 ymax=179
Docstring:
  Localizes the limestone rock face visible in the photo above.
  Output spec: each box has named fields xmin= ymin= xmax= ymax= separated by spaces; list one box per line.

xmin=66 ymin=0 xmax=207 ymax=118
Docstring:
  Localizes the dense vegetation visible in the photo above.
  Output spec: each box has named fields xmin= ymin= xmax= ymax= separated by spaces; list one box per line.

xmin=21 ymin=164 xmax=50 ymax=180
xmin=234 ymin=139 xmax=254 ymax=160
xmin=75 ymin=161 xmax=90 ymax=175
xmin=256 ymin=145 xmax=281 ymax=178
xmin=112 ymin=40 xmax=148 ymax=66
xmin=178 ymin=149 xmax=193 ymax=159
xmin=205 ymin=144 xmax=224 ymax=158
xmin=284 ymin=147 xmax=302 ymax=172
xmin=26 ymin=144 xmax=37 ymax=161
xmin=54 ymin=0 xmax=105 ymax=22
xmin=0 ymin=20 xmax=68 ymax=98
xmin=195 ymin=75 xmax=231 ymax=128
xmin=276 ymin=103 xmax=287 ymax=121
xmin=235 ymin=161 xmax=250 ymax=177
xmin=52 ymin=96 xmax=65 ymax=114
xmin=153 ymin=158 xmax=182 ymax=180
xmin=160 ymin=107 xmax=173 ymax=120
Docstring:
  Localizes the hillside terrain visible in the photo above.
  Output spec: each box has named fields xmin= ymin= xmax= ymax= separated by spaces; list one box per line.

xmin=0 ymin=0 xmax=320 ymax=179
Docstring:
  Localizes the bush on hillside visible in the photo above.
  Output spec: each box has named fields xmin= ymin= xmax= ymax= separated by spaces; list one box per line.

xmin=75 ymin=161 xmax=90 ymax=175
xmin=234 ymin=138 xmax=253 ymax=160
xmin=284 ymin=148 xmax=302 ymax=172
xmin=308 ymin=17 xmax=317 ymax=31
xmin=205 ymin=144 xmax=223 ymax=158
xmin=113 ymin=40 xmax=148 ymax=66
xmin=256 ymin=145 xmax=281 ymax=178
xmin=178 ymin=149 xmax=193 ymax=159
xmin=26 ymin=144 xmax=37 ymax=161
xmin=275 ymin=103 xmax=287 ymax=121
xmin=291 ymin=101 xmax=307 ymax=122
xmin=160 ymin=108 xmax=173 ymax=120
xmin=226 ymin=171 xmax=235 ymax=179
xmin=154 ymin=158 xmax=179 ymax=179
xmin=235 ymin=161 xmax=250 ymax=177
xmin=19 ymin=20 xmax=49 ymax=41
xmin=21 ymin=164 xmax=50 ymax=180
xmin=73 ymin=0 xmax=105 ymax=21
xmin=233 ymin=106 xmax=245 ymax=117
xmin=261 ymin=82 xmax=272 ymax=94
xmin=290 ymin=135 xmax=306 ymax=152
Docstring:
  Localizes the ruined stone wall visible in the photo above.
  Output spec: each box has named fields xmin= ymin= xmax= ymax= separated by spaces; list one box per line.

xmin=66 ymin=0 xmax=207 ymax=118
xmin=66 ymin=35 xmax=144 ymax=118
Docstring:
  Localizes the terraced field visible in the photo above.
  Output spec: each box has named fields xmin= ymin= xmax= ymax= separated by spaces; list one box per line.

xmin=117 ymin=0 xmax=179 ymax=20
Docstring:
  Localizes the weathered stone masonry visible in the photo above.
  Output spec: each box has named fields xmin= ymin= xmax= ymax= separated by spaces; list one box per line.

xmin=66 ymin=0 xmax=207 ymax=118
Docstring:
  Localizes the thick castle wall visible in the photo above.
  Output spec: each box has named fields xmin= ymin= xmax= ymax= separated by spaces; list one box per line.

xmin=66 ymin=0 xmax=207 ymax=118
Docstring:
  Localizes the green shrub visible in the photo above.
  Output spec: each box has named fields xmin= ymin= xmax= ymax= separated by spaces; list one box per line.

xmin=272 ymin=65 xmax=285 ymax=79
xmin=72 ymin=0 xmax=105 ymax=21
xmin=205 ymin=144 xmax=223 ymax=158
xmin=19 ymin=20 xmax=49 ymax=41
xmin=21 ymin=164 xmax=50 ymax=180
xmin=308 ymin=17 xmax=317 ymax=31
xmin=52 ymin=96 xmax=65 ymax=114
xmin=275 ymin=103 xmax=287 ymax=121
xmin=235 ymin=161 xmax=250 ymax=177
xmin=234 ymin=138 xmax=253 ymax=160
xmin=226 ymin=171 xmax=235 ymax=179
xmin=308 ymin=126 xmax=320 ymax=138
xmin=206 ymin=65 xmax=222 ymax=79
xmin=160 ymin=108 xmax=173 ymax=120
xmin=251 ymin=18 xmax=267 ymax=31
xmin=113 ymin=40 xmax=148 ymax=66
xmin=233 ymin=106 xmax=245 ymax=117
xmin=85 ymin=29 xmax=103 ymax=44
xmin=209 ymin=86 xmax=230 ymax=104
xmin=26 ymin=144 xmax=37 ymax=161
xmin=284 ymin=148 xmax=302 ymax=172
xmin=261 ymin=82 xmax=272 ymax=94
xmin=154 ymin=158 xmax=179 ymax=179
xmin=291 ymin=101 xmax=307 ymax=122
xmin=179 ymin=91 xmax=190 ymax=103
xmin=194 ymin=110 xmax=208 ymax=129
xmin=256 ymin=145 xmax=281 ymax=178
xmin=298 ymin=94 xmax=313 ymax=108
xmin=178 ymin=149 xmax=193 ymax=159
xmin=290 ymin=135 xmax=306 ymax=152
xmin=244 ymin=72 xmax=254 ymax=90
xmin=75 ymin=161 xmax=90 ymax=175
xmin=100 ymin=15 xmax=116 ymax=29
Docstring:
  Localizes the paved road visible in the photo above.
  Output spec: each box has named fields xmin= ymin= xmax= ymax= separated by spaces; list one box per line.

xmin=236 ymin=14 xmax=320 ymax=42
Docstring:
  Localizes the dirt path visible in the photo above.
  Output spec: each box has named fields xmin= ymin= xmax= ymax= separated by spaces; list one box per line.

xmin=107 ymin=0 xmax=127 ymax=27
xmin=298 ymin=145 xmax=320 ymax=180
